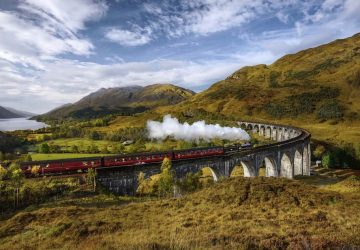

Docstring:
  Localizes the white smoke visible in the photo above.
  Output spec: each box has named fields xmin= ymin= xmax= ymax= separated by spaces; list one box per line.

xmin=147 ymin=115 xmax=250 ymax=141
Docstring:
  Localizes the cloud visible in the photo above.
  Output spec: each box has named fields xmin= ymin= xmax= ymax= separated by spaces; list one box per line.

xmin=0 ymin=0 xmax=108 ymax=68
xmin=139 ymin=0 xmax=302 ymax=38
xmin=0 ymin=51 xmax=270 ymax=113
xmin=2 ymin=0 xmax=360 ymax=114
xmin=105 ymin=28 xmax=152 ymax=46
xmin=232 ymin=0 xmax=360 ymax=56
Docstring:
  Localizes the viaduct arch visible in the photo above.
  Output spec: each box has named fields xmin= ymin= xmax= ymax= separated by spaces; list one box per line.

xmin=97 ymin=121 xmax=311 ymax=195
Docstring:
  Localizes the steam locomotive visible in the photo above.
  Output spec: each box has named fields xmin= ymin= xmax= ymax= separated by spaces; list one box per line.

xmin=19 ymin=143 xmax=252 ymax=177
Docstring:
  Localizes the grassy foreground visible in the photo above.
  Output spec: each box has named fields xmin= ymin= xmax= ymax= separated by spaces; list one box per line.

xmin=1 ymin=169 xmax=360 ymax=249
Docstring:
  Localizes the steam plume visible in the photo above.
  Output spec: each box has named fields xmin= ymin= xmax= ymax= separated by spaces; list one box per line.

xmin=147 ymin=115 xmax=250 ymax=141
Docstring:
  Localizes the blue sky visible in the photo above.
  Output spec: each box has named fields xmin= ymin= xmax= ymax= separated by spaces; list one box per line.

xmin=0 ymin=0 xmax=359 ymax=113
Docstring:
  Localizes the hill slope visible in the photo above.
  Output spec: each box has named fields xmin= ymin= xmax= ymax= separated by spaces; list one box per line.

xmin=0 ymin=176 xmax=359 ymax=249
xmin=37 ymin=84 xmax=195 ymax=120
xmin=3 ymin=107 xmax=36 ymax=117
xmin=147 ymin=33 xmax=358 ymax=146
xmin=178 ymin=33 xmax=360 ymax=123
xmin=0 ymin=106 xmax=22 ymax=119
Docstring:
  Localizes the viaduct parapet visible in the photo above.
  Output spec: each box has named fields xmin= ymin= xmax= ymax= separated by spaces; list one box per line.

xmin=97 ymin=121 xmax=311 ymax=195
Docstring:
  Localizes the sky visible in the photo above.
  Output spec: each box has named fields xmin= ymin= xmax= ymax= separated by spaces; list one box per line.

xmin=0 ymin=0 xmax=360 ymax=114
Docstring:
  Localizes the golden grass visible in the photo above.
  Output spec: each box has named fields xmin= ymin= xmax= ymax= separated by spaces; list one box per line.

xmin=1 ymin=171 xmax=359 ymax=249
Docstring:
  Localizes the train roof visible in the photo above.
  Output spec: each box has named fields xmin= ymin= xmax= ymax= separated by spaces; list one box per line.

xmin=19 ymin=146 xmax=226 ymax=165
xmin=20 ymin=156 xmax=102 ymax=165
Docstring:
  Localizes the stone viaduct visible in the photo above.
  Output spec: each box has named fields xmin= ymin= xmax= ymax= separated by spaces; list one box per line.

xmin=97 ymin=121 xmax=311 ymax=195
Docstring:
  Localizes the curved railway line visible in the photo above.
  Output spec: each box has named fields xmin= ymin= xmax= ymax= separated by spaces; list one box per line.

xmin=2 ymin=121 xmax=311 ymax=195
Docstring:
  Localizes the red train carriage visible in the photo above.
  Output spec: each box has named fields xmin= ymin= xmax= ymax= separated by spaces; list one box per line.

xmin=20 ymin=157 xmax=102 ymax=176
xmin=172 ymin=146 xmax=224 ymax=160
xmin=103 ymin=151 xmax=172 ymax=167
xmin=19 ymin=145 xmax=244 ymax=177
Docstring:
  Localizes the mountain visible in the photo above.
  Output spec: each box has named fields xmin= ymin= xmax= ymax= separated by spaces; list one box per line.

xmin=177 ymin=33 xmax=360 ymax=124
xmin=37 ymin=84 xmax=195 ymax=120
xmin=0 ymin=106 xmax=23 ymax=119
xmin=4 ymin=107 xmax=36 ymax=117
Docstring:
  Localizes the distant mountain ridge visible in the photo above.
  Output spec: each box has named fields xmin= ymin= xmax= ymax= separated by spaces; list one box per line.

xmin=36 ymin=84 xmax=195 ymax=120
xmin=4 ymin=107 xmax=36 ymax=117
xmin=0 ymin=106 xmax=35 ymax=119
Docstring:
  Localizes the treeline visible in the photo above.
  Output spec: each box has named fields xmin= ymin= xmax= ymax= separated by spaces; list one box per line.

xmin=34 ymin=126 xmax=147 ymax=143
xmin=313 ymin=142 xmax=360 ymax=169
xmin=0 ymin=131 xmax=24 ymax=153
xmin=0 ymin=163 xmax=80 ymax=213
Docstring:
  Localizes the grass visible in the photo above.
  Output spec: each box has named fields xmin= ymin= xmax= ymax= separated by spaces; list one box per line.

xmin=1 ymin=167 xmax=359 ymax=249
xmin=35 ymin=138 xmax=115 ymax=150
xmin=31 ymin=153 xmax=113 ymax=161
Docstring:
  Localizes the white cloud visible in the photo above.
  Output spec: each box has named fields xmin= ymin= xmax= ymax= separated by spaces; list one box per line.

xmin=20 ymin=0 xmax=108 ymax=34
xmin=0 ymin=51 xmax=270 ymax=113
xmin=105 ymin=28 xmax=152 ymax=46
xmin=140 ymin=0 xmax=302 ymax=38
xmin=0 ymin=0 xmax=108 ymax=68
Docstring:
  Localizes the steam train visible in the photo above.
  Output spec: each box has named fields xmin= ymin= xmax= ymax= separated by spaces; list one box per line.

xmin=19 ymin=143 xmax=252 ymax=177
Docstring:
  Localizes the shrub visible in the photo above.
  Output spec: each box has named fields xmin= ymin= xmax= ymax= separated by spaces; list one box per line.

xmin=269 ymin=71 xmax=280 ymax=88
xmin=39 ymin=143 xmax=50 ymax=153
xmin=322 ymin=153 xmax=335 ymax=169
xmin=158 ymin=158 xmax=174 ymax=197
xmin=176 ymin=171 xmax=203 ymax=193
xmin=316 ymin=100 xmax=344 ymax=120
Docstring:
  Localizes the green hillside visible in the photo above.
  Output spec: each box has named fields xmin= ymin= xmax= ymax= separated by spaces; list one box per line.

xmin=184 ymin=33 xmax=360 ymax=119
xmin=36 ymin=84 xmax=195 ymax=120
xmin=160 ymin=33 xmax=360 ymax=146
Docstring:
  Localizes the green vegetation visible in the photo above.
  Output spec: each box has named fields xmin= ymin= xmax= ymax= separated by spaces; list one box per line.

xmin=264 ymin=86 xmax=340 ymax=119
xmin=36 ymin=84 xmax=195 ymax=120
xmin=0 ymin=164 xmax=80 ymax=213
xmin=316 ymin=100 xmax=344 ymax=120
xmin=86 ymin=168 xmax=97 ymax=192
xmin=68 ymin=106 xmax=149 ymax=119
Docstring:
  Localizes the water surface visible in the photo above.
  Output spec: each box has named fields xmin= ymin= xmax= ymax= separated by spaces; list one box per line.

xmin=0 ymin=118 xmax=48 ymax=131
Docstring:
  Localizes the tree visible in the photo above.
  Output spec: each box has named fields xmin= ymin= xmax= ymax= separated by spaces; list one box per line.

xmin=322 ymin=152 xmax=336 ymax=169
xmin=71 ymin=145 xmax=79 ymax=153
xmin=314 ymin=145 xmax=326 ymax=159
xmin=31 ymin=165 xmax=41 ymax=176
xmin=88 ymin=131 xmax=101 ymax=140
xmin=0 ymin=151 xmax=4 ymax=161
xmin=8 ymin=162 xmax=24 ymax=208
xmin=24 ymin=154 xmax=32 ymax=162
xmin=49 ymin=144 xmax=62 ymax=153
xmin=87 ymin=144 xmax=99 ymax=153
xmin=39 ymin=143 xmax=50 ymax=153
xmin=136 ymin=172 xmax=147 ymax=195
xmin=158 ymin=157 xmax=174 ymax=197
xmin=86 ymin=168 xmax=97 ymax=192
xmin=129 ymin=140 xmax=146 ymax=153
xmin=101 ymin=144 xmax=110 ymax=154
xmin=111 ymin=143 xmax=125 ymax=154
xmin=0 ymin=164 xmax=7 ymax=180
xmin=176 ymin=171 xmax=202 ymax=193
